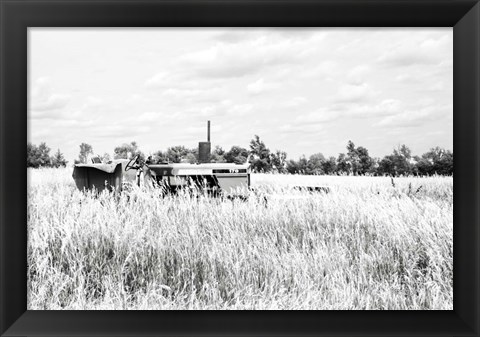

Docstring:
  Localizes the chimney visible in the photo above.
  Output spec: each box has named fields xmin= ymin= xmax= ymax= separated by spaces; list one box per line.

xmin=207 ymin=120 xmax=210 ymax=142
xmin=198 ymin=120 xmax=211 ymax=163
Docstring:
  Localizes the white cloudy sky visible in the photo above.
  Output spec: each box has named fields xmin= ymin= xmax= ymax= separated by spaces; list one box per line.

xmin=28 ymin=28 xmax=452 ymax=163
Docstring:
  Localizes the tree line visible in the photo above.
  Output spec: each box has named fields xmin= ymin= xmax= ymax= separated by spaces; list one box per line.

xmin=27 ymin=142 xmax=68 ymax=168
xmin=27 ymin=135 xmax=453 ymax=176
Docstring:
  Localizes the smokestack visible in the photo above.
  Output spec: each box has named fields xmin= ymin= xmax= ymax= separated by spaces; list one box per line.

xmin=198 ymin=120 xmax=211 ymax=163
xmin=207 ymin=120 xmax=210 ymax=142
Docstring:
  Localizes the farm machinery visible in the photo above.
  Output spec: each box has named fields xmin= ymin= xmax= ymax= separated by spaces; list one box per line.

xmin=72 ymin=121 xmax=329 ymax=197
xmin=72 ymin=121 xmax=251 ymax=197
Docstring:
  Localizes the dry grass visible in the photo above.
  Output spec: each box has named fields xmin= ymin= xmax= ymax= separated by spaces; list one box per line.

xmin=27 ymin=168 xmax=453 ymax=310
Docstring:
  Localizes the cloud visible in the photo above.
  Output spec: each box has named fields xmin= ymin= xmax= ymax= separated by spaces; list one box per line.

xmin=429 ymin=81 xmax=447 ymax=91
xmin=395 ymin=73 xmax=417 ymax=83
xmin=29 ymin=77 xmax=71 ymax=118
xmin=374 ymin=106 xmax=441 ymax=128
xmin=394 ymin=70 xmax=451 ymax=92
xmin=50 ymin=119 xmax=96 ymax=129
xmin=180 ymin=32 xmax=321 ymax=78
xmin=32 ymin=93 xmax=70 ymax=111
xmin=29 ymin=109 xmax=68 ymax=120
xmin=214 ymin=28 xmax=322 ymax=45
xmin=279 ymin=123 xmax=324 ymax=135
xmin=345 ymin=99 xmax=402 ymax=118
xmin=378 ymin=33 xmax=451 ymax=67
xmin=292 ymin=109 xmax=342 ymax=126
xmin=144 ymin=72 xmax=173 ymax=88
xmin=145 ymin=70 xmax=226 ymax=104
xmin=125 ymin=94 xmax=144 ymax=105
xmin=159 ymin=87 xmax=225 ymax=104
xmin=92 ymin=124 xmax=152 ymax=139
xmin=227 ymin=103 xmax=253 ymax=116
xmin=169 ymin=124 xmax=223 ymax=142
xmin=28 ymin=28 xmax=453 ymax=160
xmin=137 ymin=112 xmax=162 ymax=123
xmin=213 ymin=31 xmax=252 ymax=44
xmin=347 ymin=65 xmax=370 ymax=85
xmin=336 ymin=82 xmax=377 ymax=103
xmin=180 ymin=44 xmax=259 ymax=78
xmin=299 ymin=60 xmax=339 ymax=80
xmin=144 ymin=71 xmax=205 ymax=91
xmin=179 ymin=101 xmax=254 ymax=121
xmin=289 ymin=99 xmax=402 ymax=127
xmin=162 ymin=88 xmax=203 ymax=99
xmin=247 ymin=78 xmax=278 ymax=95
xmin=275 ymin=29 xmax=321 ymax=41
xmin=285 ymin=96 xmax=308 ymax=108
xmin=84 ymin=96 xmax=103 ymax=107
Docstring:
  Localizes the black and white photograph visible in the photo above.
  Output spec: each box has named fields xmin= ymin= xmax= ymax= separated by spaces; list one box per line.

xmin=27 ymin=27 xmax=453 ymax=310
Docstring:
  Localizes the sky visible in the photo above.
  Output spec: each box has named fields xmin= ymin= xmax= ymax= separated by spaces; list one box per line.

xmin=28 ymin=28 xmax=453 ymax=164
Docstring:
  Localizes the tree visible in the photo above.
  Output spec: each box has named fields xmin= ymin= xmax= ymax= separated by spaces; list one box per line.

xmin=113 ymin=141 xmax=144 ymax=161
xmin=78 ymin=143 xmax=93 ymax=164
xmin=435 ymin=148 xmax=453 ymax=175
xmin=377 ymin=144 xmax=414 ymax=176
xmin=413 ymin=155 xmax=430 ymax=175
xmin=370 ymin=157 xmax=381 ymax=175
xmin=416 ymin=147 xmax=453 ymax=176
xmin=356 ymin=146 xmax=374 ymax=174
xmin=377 ymin=156 xmax=395 ymax=176
xmin=286 ymin=160 xmax=299 ymax=174
xmin=150 ymin=147 xmax=197 ymax=164
xmin=249 ymin=135 xmax=272 ymax=172
xmin=346 ymin=140 xmax=360 ymax=174
xmin=392 ymin=144 xmax=414 ymax=175
xmin=27 ymin=142 xmax=40 ymax=168
xmin=152 ymin=150 xmax=166 ymax=164
xmin=297 ymin=156 xmax=309 ymax=174
xmin=286 ymin=156 xmax=308 ymax=174
xmin=270 ymin=150 xmax=288 ymax=173
xmin=165 ymin=146 xmax=190 ymax=163
xmin=345 ymin=141 xmax=373 ymax=175
xmin=397 ymin=144 xmax=411 ymax=158
xmin=307 ymin=153 xmax=326 ymax=175
xmin=185 ymin=152 xmax=198 ymax=164
xmin=27 ymin=142 xmax=52 ymax=168
xmin=101 ymin=153 xmax=111 ymax=163
xmin=322 ymin=156 xmax=337 ymax=175
xmin=336 ymin=153 xmax=350 ymax=174
xmin=210 ymin=146 xmax=226 ymax=163
xmin=213 ymin=145 xmax=225 ymax=156
xmin=224 ymin=146 xmax=249 ymax=164
xmin=37 ymin=142 xmax=52 ymax=167
xmin=51 ymin=149 xmax=68 ymax=168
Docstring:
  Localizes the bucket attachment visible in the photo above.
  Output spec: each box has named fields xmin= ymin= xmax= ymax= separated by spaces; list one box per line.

xmin=72 ymin=162 xmax=123 ymax=193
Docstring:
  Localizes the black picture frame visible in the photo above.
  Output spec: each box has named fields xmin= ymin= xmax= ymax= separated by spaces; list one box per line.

xmin=1 ymin=0 xmax=479 ymax=336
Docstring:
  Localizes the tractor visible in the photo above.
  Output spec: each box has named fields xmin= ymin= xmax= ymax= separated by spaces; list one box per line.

xmin=72 ymin=121 xmax=251 ymax=197
xmin=72 ymin=121 xmax=329 ymax=197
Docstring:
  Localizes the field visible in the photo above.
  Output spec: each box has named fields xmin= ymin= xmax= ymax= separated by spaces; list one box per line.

xmin=27 ymin=167 xmax=453 ymax=310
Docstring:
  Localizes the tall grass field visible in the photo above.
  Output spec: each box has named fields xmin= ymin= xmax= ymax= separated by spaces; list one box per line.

xmin=27 ymin=167 xmax=453 ymax=310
